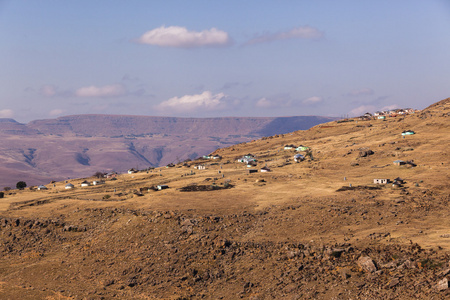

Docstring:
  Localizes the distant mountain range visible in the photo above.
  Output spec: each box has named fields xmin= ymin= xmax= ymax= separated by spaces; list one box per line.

xmin=0 ymin=114 xmax=336 ymax=187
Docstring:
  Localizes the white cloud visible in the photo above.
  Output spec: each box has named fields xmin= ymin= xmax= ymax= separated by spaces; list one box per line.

xmin=0 ymin=109 xmax=13 ymax=118
xmin=381 ymin=104 xmax=400 ymax=111
xmin=137 ymin=26 xmax=231 ymax=48
xmin=157 ymin=91 xmax=226 ymax=113
xmin=40 ymin=85 xmax=57 ymax=96
xmin=246 ymin=26 xmax=323 ymax=45
xmin=349 ymin=105 xmax=376 ymax=117
xmin=346 ymin=88 xmax=374 ymax=97
xmin=256 ymin=97 xmax=275 ymax=108
xmin=303 ymin=96 xmax=323 ymax=105
xmin=49 ymin=109 xmax=64 ymax=116
xmin=75 ymin=84 xmax=126 ymax=98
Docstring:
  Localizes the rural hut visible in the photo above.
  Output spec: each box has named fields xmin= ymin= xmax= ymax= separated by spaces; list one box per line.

xmin=294 ymin=154 xmax=305 ymax=162
xmin=65 ymin=183 xmax=74 ymax=189
xmin=393 ymin=160 xmax=406 ymax=166
xmin=80 ymin=180 xmax=90 ymax=187
xmin=374 ymin=179 xmax=389 ymax=184
xmin=260 ymin=166 xmax=271 ymax=172
xmin=157 ymin=185 xmax=169 ymax=190
xmin=401 ymin=130 xmax=415 ymax=136
xmin=296 ymin=145 xmax=309 ymax=152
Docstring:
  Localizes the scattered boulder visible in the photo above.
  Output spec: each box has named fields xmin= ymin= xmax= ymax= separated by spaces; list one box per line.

xmin=359 ymin=149 xmax=374 ymax=157
xmin=436 ymin=277 xmax=448 ymax=291
xmin=357 ymin=256 xmax=377 ymax=273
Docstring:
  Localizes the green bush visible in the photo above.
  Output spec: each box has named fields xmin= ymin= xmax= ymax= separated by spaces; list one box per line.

xmin=0 ymin=192 xmax=4 ymax=198
xmin=16 ymin=181 xmax=27 ymax=190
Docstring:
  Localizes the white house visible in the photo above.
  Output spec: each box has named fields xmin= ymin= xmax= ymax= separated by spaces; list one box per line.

xmin=238 ymin=154 xmax=256 ymax=164
xmin=260 ymin=166 xmax=271 ymax=172
xmin=296 ymin=145 xmax=309 ymax=152
xmin=401 ymin=130 xmax=415 ymax=136
xmin=284 ymin=144 xmax=296 ymax=150
xmin=294 ymin=154 xmax=305 ymax=162
xmin=81 ymin=180 xmax=90 ymax=187
xmin=65 ymin=183 xmax=74 ymax=189
xmin=128 ymin=168 xmax=137 ymax=174
xmin=157 ymin=185 xmax=169 ymax=190
xmin=37 ymin=185 xmax=48 ymax=190
xmin=374 ymin=179 xmax=389 ymax=184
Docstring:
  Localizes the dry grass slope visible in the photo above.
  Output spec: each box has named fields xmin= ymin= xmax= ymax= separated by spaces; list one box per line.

xmin=0 ymin=98 xmax=449 ymax=299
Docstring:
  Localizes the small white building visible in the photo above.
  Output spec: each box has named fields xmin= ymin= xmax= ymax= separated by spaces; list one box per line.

xmin=37 ymin=185 xmax=48 ymax=190
xmin=260 ymin=166 xmax=271 ymax=172
xmin=294 ymin=154 xmax=305 ymax=162
xmin=128 ymin=168 xmax=137 ymax=174
xmin=65 ymin=183 xmax=74 ymax=189
xmin=374 ymin=179 xmax=389 ymax=184
xmin=194 ymin=165 xmax=206 ymax=170
xmin=81 ymin=180 xmax=90 ymax=187
xmin=157 ymin=185 xmax=169 ymax=190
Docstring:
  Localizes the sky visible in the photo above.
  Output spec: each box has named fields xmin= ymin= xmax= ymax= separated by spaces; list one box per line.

xmin=1 ymin=0 xmax=449 ymax=123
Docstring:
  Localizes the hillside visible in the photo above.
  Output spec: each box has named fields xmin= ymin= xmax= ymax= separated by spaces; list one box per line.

xmin=0 ymin=115 xmax=334 ymax=187
xmin=0 ymin=98 xmax=449 ymax=299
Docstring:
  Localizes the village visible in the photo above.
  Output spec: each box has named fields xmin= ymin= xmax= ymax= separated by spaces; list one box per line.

xmin=20 ymin=113 xmax=420 ymax=197
xmin=0 ymin=99 xmax=449 ymax=299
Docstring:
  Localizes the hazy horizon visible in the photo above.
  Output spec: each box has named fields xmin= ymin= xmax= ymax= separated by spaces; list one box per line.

xmin=1 ymin=1 xmax=449 ymax=123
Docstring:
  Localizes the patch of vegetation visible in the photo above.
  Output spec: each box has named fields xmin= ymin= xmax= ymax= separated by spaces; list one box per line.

xmin=419 ymin=258 xmax=443 ymax=270
xmin=336 ymin=185 xmax=382 ymax=192
xmin=337 ymin=119 xmax=355 ymax=123
xmin=16 ymin=181 xmax=27 ymax=190
xmin=179 ymin=184 xmax=234 ymax=192
xmin=103 ymin=195 xmax=111 ymax=200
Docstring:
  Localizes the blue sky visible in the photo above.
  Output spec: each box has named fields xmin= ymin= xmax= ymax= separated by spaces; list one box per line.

xmin=1 ymin=0 xmax=449 ymax=122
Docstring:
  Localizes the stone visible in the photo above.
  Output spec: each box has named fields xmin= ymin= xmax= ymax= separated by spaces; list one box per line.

xmin=339 ymin=268 xmax=351 ymax=280
xmin=436 ymin=278 xmax=448 ymax=291
xmin=387 ymin=278 xmax=399 ymax=288
xmin=357 ymin=256 xmax=377 ymax=273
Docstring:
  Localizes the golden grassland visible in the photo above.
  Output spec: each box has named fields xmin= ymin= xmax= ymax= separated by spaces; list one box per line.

xmin=0 ymin=98 xmax=448 ymax=299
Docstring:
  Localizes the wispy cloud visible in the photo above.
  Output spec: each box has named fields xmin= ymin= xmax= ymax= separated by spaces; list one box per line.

xmin=38 ymin=85 xmax=72 ymax=97
xmin=40 ymin=85 xmax=58 ymax=96
xmin=349 ymin=105 xmax=376 ymax=117
xmin=255 ymin=97 xmax=275 ymax=108
xmin=246 ymin=26 xmax=323 ymax=45
xmin=49 ymin=109 xmax=64 ymax=116
xmin=346 ymin=88 xmax=374 ymax=97
xmin=137 ymin=26 xmax=232 ymax=48
xmin=75 ymin=84 xmax=127 ymax=98
xmin=156 ymin=91 xmax=227 ymax=113
xmin=302 ymin=96 xmax=323 ymax=105
xmin=254 ymin=93 xmax=293 ymax=108
xmin=381 ymin=104 xmax=400 ymax=111
xmin=0 ymin=109 xmax=13 ymax=118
